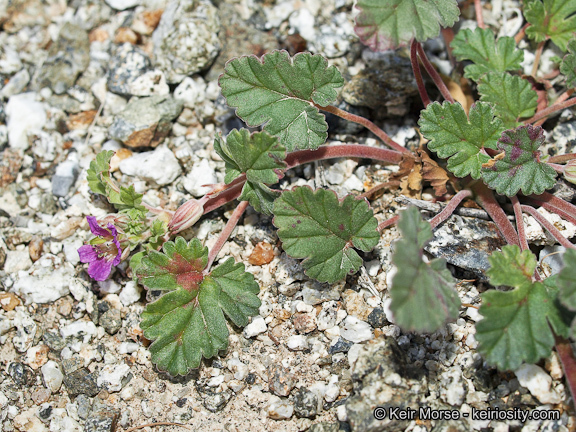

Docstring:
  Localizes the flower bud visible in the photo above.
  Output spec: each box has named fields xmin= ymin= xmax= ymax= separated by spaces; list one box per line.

xmin=168 ymin=197 xmax=208 ymax=234
xmin=564 ymin=160 xmax=576 ymax=185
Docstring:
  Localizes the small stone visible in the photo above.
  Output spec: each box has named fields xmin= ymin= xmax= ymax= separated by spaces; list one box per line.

xmin=228 ymin=379 xmax=246 ymax=393
xmin=8 ymin=362 xmax=35 ymax=386
xmin=118 ymin=281 xmax=142 ymax=306
xmin=340 ymin=316 xmax=374 ymax=343
xmin=308 ymin=423 xmax=339 ymax=432
xmin=42 ymin=331 xmax=66 ymax=352
xmin=76 ymin=394 xmax=92 ymax=420
xmin=515 ymin=364 xmax=561 ymax=404
xmin=41 ymin=361 xmax=63 ymax=393
xmin=128 ymin=70 xmax=169 ymax=97
xmin=182 ymin=159 xmax=217 ymax=197
xmin=1 ymin=68 xmax=30 ymax=99
xmin=13 ymin=308 xmax=37 ymax=352
xmin=292 ymin=387 xmax=318 ymax=418
xmin=243 ymin=316 xmax=267 ymax=338
xmin=119 ymin=145 xmax=182 ymax=185
xmin=268 ymin=365 xmax=295 ymax=397
xmin=328 ymin=337 xmax=353 ymax=354
xmin=63 ymin=368 xmax=99 ymax=397
xmin=286 ymin=335 xmax=308 ymax=351
xmin=25 ymin=345 xmax=50 ymax=369
xmin=174 ymin=76 xmax=207 ymax=108
xmin=317 ymin=301 xmax=339 ymax=331
xmin=65 ymin=110 xmax=97 ymax=130
xmin=31 ymin=387 xmax=51 ymax=405
xmin=4 ymin=248 xmax=33 ymax=273
xmin=367 ymin=307 xmax=387 ymax=329
xmin=293 ymin=312 xmax=317 ymax=334
xmin=99 ymin=306 xmax=122 ymax=335
xmin=152 ymin=0 xmax=221 ymax=83
xmin=97 ymin=364 xmax=131 ymax=392
xmin=105 ymin=0 xmax=139 ymax=11
xmin=109 ymin=95 xmax=183 ymax=148
xmin=107 ymin=44 xmax=152 ymax=96
xmin=248 ymin=242 xmax=275 ymax=266
xmin=52 ymin=158 xmax=79 ymax=197
xmin=342 ymin=289 xmax=372 ymax=321
xmin=200 ymin=389 xmax=232 ymax=413
xmin=0 ymin=291 xmax=21 ymax=311
xmin=84 ymin=405 xmax=120 ymax=432
xmin=29 ymin=235 xmax=44 ymax=262
xmin=40 ymin=23 xmax=90 ymax=94
xmin=227 ymin=358 xmax=249 ymax=381
xmin=61 ymin=357 xmax=85 ymax=375
xmin=267 ymin=396 xmax=294 ymax=420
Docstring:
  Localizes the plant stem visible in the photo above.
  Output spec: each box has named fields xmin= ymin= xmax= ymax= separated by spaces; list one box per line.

xmin=378 ymin=215 xmax=399 ymax=232
xmin=531 ymin=41 xmax=545 ymax=77
xmin=472 ymin=183 xmax=520 ymax=246
xmin=416 ymin=43 xmax=455 ymax=104
xmin=548 ymin=162 xmax=565 ymax=174
xmin=205 ymin=200 xmax=249 ymax=273
xmin=521 ymin=205 xmax=576 ymax=249
xmin=548 ymin=153 xmax=576 ymax=164
xmin=429 ymin=189 xmax=473 ymax=229
xmin=554 ymin=336 xmax=576 ymax=404
xmin=526 ymin=192 xmax=576 ymax=226
xmin=511 ymin=196 xmax=529 ymax=251
xmin=143 ymin=202 xmax=172 ymax=215
xmin=525 ymin=96 xmax=576 ymax=125
xmin=411 ymin=39 xmax=431 ymax=107
xmin=315 ymin=104 xmax=409 ymax=153
xmin=474 ymin=0 xmax=485 ymax=29
xmin=514 ymin=23 xmax=529 ymax=44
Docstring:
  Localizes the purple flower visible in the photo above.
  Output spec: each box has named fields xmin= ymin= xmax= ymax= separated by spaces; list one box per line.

xmin=78 ymin=216 xmax=122 ymax=281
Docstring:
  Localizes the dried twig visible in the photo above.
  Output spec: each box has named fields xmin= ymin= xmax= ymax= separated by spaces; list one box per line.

xmin=125 ymin=421 xmax=192 ymax=432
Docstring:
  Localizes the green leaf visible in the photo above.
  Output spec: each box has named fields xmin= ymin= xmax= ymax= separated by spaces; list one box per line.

xmin=354 ymin=0 xmax=459 ymax=51
xmin=557 ymin=248 xmax=576 ymax=310
xmin=108 ymin=185 xmax=146 ymax=213
xmin=418 ymin=101 xmax=504 ymax=178
xmin=138 ymin=243 xmax=261 ymax=375
xmin=478 ymin=72 xmax=538 ymax=128
xmin=272 ymin=187 xmax=379 ymax=283
xmin=525 ymin=0 xmax=576 ymax=51
xmin=476 ymin=245 xmax=570 ymax=370
xmin=560 ymin=38 xmax=576 ymax=88
xmin=481 ymin=125 xmax=557 ymax=196
xmin=214 ymin=129 xmax=286 ymax=215
xmin=87 ymin=150 xmax=114 ymax=195
xmin=390 ymin=206 xmax=460 ymax=333
xmin=219 ymin=51 xmax=343 ymax=151
xmin=451 ymin=28 xmax=524 ymax=81
xmin=136 ymin=237 xmax=208 ymax=291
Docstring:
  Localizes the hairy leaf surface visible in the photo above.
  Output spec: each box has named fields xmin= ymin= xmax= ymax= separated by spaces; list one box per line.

xmin=478 ymin=72 xmax=538 ymax=128
xmin=560 ymin=38 xmax=576 ymax=88
xmin=525 ymin=0 xmax=576 ymax=51
xmin=219 ymin=51 xmax=343 ymax=151
xmin=557 ymin=248 xmax=576 ymax=310
xmin=451 ymin=28 xmax=524 ymax=81
xmin=214 ymin=129 xmax=286 ymax=214
xmin=419 ymin=101 xmax=504 ymax=178
xmin=87 ymin=150 xmax=114 ymax=195
xmin=390 ymin=206 xmax=460 ymax=332
xmin=272 ymin=187 xmax=379 ymax=283
xmin=476 ymin=245 xmax=570 ymax=370
xmin=481 ymin=125 xmax=557 ymax=196
xmin=354 ymin=0 xmax=459 ymax=51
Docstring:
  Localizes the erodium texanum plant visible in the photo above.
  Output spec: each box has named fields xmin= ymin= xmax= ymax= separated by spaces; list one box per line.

xmin=80 ymin=0 xmax=576 ymax=396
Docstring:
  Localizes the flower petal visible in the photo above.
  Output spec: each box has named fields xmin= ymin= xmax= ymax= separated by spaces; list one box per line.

xmin=78 ymin=245 xmax=98 ymax=263
xmin=87 ymin=256 xmax=114 ymax=281
xmin=86 ymin=216 xmax=111 ymax=238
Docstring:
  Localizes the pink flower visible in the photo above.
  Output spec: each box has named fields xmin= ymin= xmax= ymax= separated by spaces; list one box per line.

xmin=78 ymin=216 xmax=122 ymax=281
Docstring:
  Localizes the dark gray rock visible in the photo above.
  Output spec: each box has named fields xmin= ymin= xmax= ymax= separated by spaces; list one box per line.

xmin=425 ymin=214 xmax=507 ymax=281
xmin=42 ymin=331 xmax=66 ymax=352
xmin=84 ymin=404 xmax=120 ymax=432
xmin=7 ymin=362 xmax=35 ymax=386
xmin=308 ymin=423 xmax=340 ymax=432
xmin=107 ymin=43 xmax=152 ymax=96
xmin=367 ymin=307 xmax=387 ymax=329
xmin=195 ymin=381 xmax=233 ymax=413
xmin=61 ymin=357 xmax=84 ymax=375
xmin=268 ymin=364 xmax=295 ymax=397
xmin=76 ymin=394 xmax=92 ymax=420
xmin=51 ymin=159 xmax=79 ymax=197
xmin=63 ymin=367 xmax=99 ymax=397
xmin=98 ymin=301 xmax=122 ymax=335
xmin=328 ymin=337 xmax=353 ymax=354
xmin=292 ymin=387 xmax=318 ymax=418
xmin=108 ymin=95 xmax=183 ymax=148
xmin=40 ymin=23 xmax=90 ymax=94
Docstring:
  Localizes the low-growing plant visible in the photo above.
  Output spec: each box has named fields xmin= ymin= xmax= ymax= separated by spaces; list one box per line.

xmin=80 ymin=0 xmax=576 ymax=399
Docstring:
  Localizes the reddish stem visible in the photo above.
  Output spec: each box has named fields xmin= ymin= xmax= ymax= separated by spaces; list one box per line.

xmin=411 ymin=39 xmax=431 ymax=107
xmin=531 ymin=41 xmax=545 ymax=77
xmin=205 ymin=200 xmax=249 ymax=272
xmin=555 ymin=336 xmax=576 ymax=404
xmin=526 ymin=192 xmax=576 ymax=226
xmin=429 ymin=189 xmax=473 ymax=229
xmin=520 ymin=205 xmax=576 ymax=249
xmin=514 ymin=23 xmax=529 ymax=44
xmin=315 ymin=104 xmax=408 ymax=153
xmin=548 ymin=153 xmax=576 ymax=164
xmin=416 ymin=42 xmax=455 ymax=104
xmin=472 ymin=183 xmax=520 ymax=246
xmin=548 ymin=163 xmax=565 ymax=174
xmin=525 ymin=97 xmax=576 ymax=125
xmin=474 ymin=0 xmax=485 ymax=29
xmin=511 ymin=196 xmax=529 ymax=251
xmin=378 ymin=215 xmax=399 ymax=232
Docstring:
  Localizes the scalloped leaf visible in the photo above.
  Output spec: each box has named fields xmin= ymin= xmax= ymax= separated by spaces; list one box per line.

xmin=219 ymin=51 xmax=343 ymax=151
xmin=525 ymin=0 xmax=576 ymax=51
xmin=557 ymin=248 xmax=576 ymax=310
xmin=354 ymin=0 xmax=459 ymax=51
xmin=451 ymin=28 xmax=524 ymax=81
xmin=214 ymin=129 xmax=286 ymax=215
xmin=481 ymin=125 xmax=557 ymax=196
xmin=140 ymin=258 xmax=260 ymax=375
xmin=390 ymin=206 xmax=460 ymax=333
xmin=418 ymin=101 xmax=504 ymax=178
xmin=478 ymin=72 xmax=538 ymax=128
xmin=272 ymin=186 xmax=379 ymax=283
xmin=560 ymin=38 xmax=576 ymax=88
xmin=476 ymin=245 xmax=570 ymax=370
xmin=136 ymin=237 xmax=208 ymax=291
xmin=87 ymin=150 xmax=114 ymax=195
